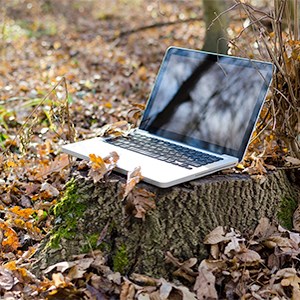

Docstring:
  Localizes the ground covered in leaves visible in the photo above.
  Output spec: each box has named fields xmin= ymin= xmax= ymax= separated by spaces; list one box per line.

xmin=0 ymin=0 xmax=300 ymax=299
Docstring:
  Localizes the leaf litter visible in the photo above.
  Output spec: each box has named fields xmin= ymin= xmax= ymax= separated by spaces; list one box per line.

xmin=0 ymin=0 xmax=299 ymax=298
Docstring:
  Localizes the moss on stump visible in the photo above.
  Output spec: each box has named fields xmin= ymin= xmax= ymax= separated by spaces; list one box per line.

xmin=32 ymin=169 xmax=300 ymax=278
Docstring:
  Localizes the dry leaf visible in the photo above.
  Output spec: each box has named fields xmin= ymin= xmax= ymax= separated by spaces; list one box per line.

xmin=43 ymin=261 xmax=76 ymax=274
xmin=194 ymin=260 xmax=218 ymax=300
xmin=96 ymin=121 xmax=133 ymax=137
xmin=285 ymin=156 xmax=300 ymax=166
xmin=130 ymin=273 xmax=158 ymax=286
xmin=120 ymin=280 xmax=135 ymax=300
xmin=293 ymin=204 xmax=300 ymax=232
xmin=40 ymin=182 xmax=60 ymax=198
xmin=159 ymin=281 xmax=173 ymax=300
xmin=122 ymin=166 xmax=143 ymax=199
xmin=275 ymin=268 xmax=297 ymax=279
xmin=210 ymin=244 xmax=220 ymax=259
xmin=165 ymin=252 xmax=198 ymax=277
xmin=203 ymin=226 xmax=228 ymax=245
xmin=280 ymin=274 xmax=300 ymax=300
xmin=35 ymin=153 xmax=70 ymax=180
xmin=0 ymin=267 xmax=14 ymax=291
xmin=174 ymin=286 xmax=197 ymax=300
xmin=235 ymin=247 xmax=262 ymax=264
xmin=224 ymin=229 xmax=245 ymax=255
xmin=0 ymin=222 xmax=20 ymax=251
xmin=263 ymin=236 xmax=293 ymax=249
xmin=253 ymin=218 xmax=275 ymax=239
xmin=52 ymin=272 xmax=67 ymax=288
xmin=88 ymin=152 xmax=119 ymax=183
xmin=125 ymin=188 xmax=156 ymax=220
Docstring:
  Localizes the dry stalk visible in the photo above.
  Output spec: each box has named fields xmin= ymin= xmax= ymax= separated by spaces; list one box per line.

xmin=228 ymin=0 xmax=300 ymax=159
xmin=2 ymin=77 xmax=76 ymax=156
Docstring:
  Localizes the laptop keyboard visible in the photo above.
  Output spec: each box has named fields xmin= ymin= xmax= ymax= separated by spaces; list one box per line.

xmin=105 ymin=133 xmax=223 ymax=170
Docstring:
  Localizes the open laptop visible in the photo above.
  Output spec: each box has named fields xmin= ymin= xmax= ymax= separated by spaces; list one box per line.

xmin=62 ymin=47 xmax=274 ymax=188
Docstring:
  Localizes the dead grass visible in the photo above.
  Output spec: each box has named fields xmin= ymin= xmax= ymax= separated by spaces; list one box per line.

xmin=230 ymin=0 xmax=300 ymax=159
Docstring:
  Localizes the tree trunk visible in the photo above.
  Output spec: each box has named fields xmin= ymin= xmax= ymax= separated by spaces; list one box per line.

xmin=202 ymin=0 xmax=231 ymax=54
xmin=32 ymin=169 xmax=299 ymax=278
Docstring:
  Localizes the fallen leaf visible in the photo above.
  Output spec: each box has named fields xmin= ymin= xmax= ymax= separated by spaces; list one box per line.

xmin=120 ymin=280 xmax=135 ymax=300
xmin=263 ymin=236 xmax=293 ymax=249
xmin=52 ymin=272 xmax=67 ymax=288
xmin=40 ymin=182 xmax=60 ymax=198
xmin=9 ymin=206 xmax=35 ymax=219
xmin=122 ymin=166 xmax=143 ymax=199
xmin=0 ymin=267 xmax=14 ymax=291
xmin=235 ymin=247 xmax=262 ymax=264
xmin=35 ymin=153 xmax=70 ymax=180
xmin=125 ymin=188 xmax=156 ymax=220
xmin=0 ymin=222 xmax=20 ymax=251
xmin=130 ymin=273 xmax=158 ymax=286
xmin=96 ymin=121 xmax=133 ymax=138
xmin=293 ymin=204 xmax=300 ymax=232
xmin=285 ymin=156 xmax=300 ymax=166
xmin=194 ymin=260 xmax=218 ymax=300
xmin=43 ymin=261 xmax=76 ymax=274
xmin=253 ymin=217 xmax=277 ymax=239
xmin=159 ymin=281 xmax=173 ymax=299
xmin=210 ymin=244 xmax=220 ymax=259
xmin=203 ymin=226 xmax=228 ymax=245
xmin=88 ymin=152 xmax=119 ymax=183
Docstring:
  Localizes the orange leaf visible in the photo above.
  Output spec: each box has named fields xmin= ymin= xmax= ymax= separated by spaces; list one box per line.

xmin=9 ymin=206 xmax=36 ymax=219
xmin=0 ymin=222 xmax=20 ymax=251
xmin=88 ymin=152 xmax=119 ymax=183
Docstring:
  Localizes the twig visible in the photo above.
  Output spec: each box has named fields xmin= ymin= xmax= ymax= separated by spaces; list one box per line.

xmin=0 ymin=97 xmax=31 ymax=105
xmin=112 ymin=16 xmax=203 ymax=40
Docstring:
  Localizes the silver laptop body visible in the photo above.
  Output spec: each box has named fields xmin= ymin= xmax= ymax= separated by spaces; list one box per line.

xmin=62 ymin=47 xmax=274 ymax=188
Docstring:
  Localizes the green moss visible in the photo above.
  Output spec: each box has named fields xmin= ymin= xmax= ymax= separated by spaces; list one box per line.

xmin=48 ymin=178 xmax=87 ymax=249
xmin=277 ymin=197 xmax=297 ymax=230
xmin=113 ymin=244 xmax=129 ymax=274
xmin=80 ymin=233 xmax=100 ymax=253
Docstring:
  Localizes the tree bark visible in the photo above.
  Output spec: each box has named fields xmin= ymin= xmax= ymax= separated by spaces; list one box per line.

xmin=32 ymin=169 xmax=299 ymax=278
xmin=202 ymin=0 xmax=232 ymax=54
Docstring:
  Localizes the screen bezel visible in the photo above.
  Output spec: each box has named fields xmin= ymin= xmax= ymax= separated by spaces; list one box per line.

xmin=139 ymin=47 xmax=274 ymax=161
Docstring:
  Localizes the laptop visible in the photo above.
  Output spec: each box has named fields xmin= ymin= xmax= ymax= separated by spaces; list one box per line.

xmin=62 ymin=47 xmax=274 ymax=188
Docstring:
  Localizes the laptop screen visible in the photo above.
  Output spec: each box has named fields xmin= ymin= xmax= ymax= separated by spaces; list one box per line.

xmin=139 ymin=47 xmax=273 ymax=160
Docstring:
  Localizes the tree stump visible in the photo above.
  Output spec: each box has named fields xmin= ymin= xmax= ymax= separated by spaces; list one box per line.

xmin=33 ymin=169 xmax=299 ymax=278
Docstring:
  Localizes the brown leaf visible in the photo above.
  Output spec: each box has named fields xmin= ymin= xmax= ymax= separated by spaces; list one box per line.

xmin=285 ymin=156 xmax=300 ymax=166
xmin=96 ymin=121 xmax=133 ymax=138
xmin=88 ymin=152 xmax=119 ymax=183
xmin=40 ymin=182 xmax=60 ymax=198
xmin=210 ymin=244 xmax=220 ymax=259
xmin=293 ymin=204 xmax=300 ymax=232
xmin=52 ymin=272 xmax=67 ymax=288
xmin=43 ymin=261 xmax=76 ymax=274
xmin=194 ymin=260 xmax=218 ymax=300
xmin=224 ymin=236 xmax=243 ymax=255
xmin=35 ymin=153 xmax=70 ymax=180
xmin=0 ymin=267 xmax=14 ymax=291
xmin=263 ymin=236 xmax=293 ymax=249
xmin=235 ymin=247 xmax=262 ymax=264
xmin=253 ymin=217 xmax=277 ymax=240
xmin=203 ymin=226 xmax=228 ymax=245
xmin=130 ymin=273 xmax=158 ymax=286
xmin=122 ymin=166 xmax=143 ymax=199
xmin=120 ymin=280 xmax=135 ymax=300
xmin=165 ymin=252 xmax=198 ymax=277
xmin=125 ymin=188 xmax=155 ymax=220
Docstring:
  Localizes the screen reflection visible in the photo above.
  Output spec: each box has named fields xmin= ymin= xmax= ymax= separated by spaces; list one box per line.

xmin=142 ymin=53 xmax=270 ymax=154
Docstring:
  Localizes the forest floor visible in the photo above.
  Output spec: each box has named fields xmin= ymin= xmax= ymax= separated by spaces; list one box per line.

xmin=0 ymin=0 xmax=300 ymax=299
